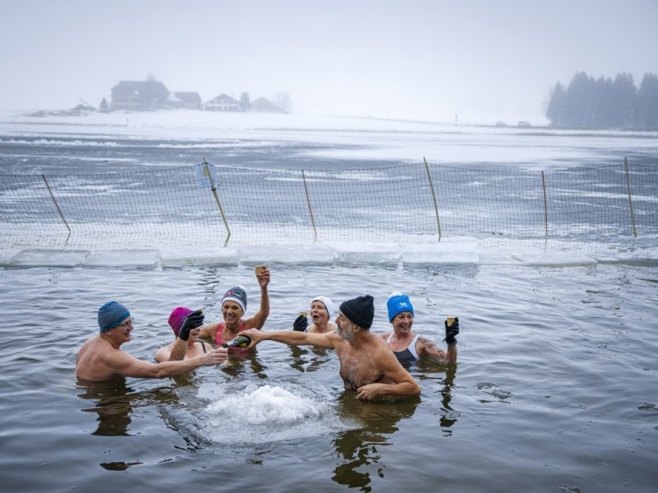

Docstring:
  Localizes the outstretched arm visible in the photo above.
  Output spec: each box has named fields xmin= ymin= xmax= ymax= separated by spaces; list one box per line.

xmin=106 ymin=347 xmax=227 ymax=378
xmin=243 ymin=328 xmax=335 ymax=349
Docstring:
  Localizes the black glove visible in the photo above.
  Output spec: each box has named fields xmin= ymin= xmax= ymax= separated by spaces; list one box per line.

xmin=293 ymin=313 xmax=308 ymax=332
xmin=444 ymin=317 xmax=459 ymax=346
xmin=179 ymin=309 xmax=205 ymax=341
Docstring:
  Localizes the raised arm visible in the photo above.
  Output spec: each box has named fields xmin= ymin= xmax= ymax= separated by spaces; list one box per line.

xmin=158 ymin=311 xmax=205 ymax=362
xmin=417 ymin=336 xmax=457 ymax=365
xmin=244 ymin=266 xmax=270 ymax=329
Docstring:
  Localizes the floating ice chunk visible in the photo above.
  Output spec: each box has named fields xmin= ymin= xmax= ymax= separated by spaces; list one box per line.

xmin=82 ymin=249 xmax=161 ymax=268
xmin=9 ymin=249 xmax=90 ymax=267
xmin=239 ymin=244 xmax=336 ymax=266
xmin=160 ymin=246 xmax=239 ymax=267
xmin=326 ymin=241 xmax=401 ymax=266
xmin=402 ymin=239 xmax=479 ymax=265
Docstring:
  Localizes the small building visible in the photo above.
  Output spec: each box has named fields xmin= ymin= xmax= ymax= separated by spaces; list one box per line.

xmin=110 ymin=80 xmax=170 ymax=111
xmin=204 ymin=93 xmax=241 ymax=112
xmin=250 ymin=97 xmax=286 ymax=114
xmin=168 ymin=91 xmax=202 ymax=110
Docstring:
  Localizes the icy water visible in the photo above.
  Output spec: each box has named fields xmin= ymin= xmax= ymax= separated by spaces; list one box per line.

xmin=0 ymin=114 xmax=657 ymax=492
xmin=1 ymin=263 xmax=657 ymax=492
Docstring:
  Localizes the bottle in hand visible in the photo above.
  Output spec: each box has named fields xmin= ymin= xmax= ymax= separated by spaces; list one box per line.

xmin=223 ymin=334 xmax=252 ymax=349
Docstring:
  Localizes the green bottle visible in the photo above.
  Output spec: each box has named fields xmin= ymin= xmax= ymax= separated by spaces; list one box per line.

xmin=222 ymin=334 xmax=252 ymax=348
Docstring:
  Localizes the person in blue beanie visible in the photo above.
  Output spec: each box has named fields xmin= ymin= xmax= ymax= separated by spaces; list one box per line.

xmin=76 ymin=301 xmax=228 ymax=382
xmin=380 ymin=292 xmax=458 ymax=366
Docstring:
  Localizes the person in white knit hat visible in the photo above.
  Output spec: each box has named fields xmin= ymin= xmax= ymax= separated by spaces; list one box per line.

xmin=292 ymin=296 xmax=337 ymax=334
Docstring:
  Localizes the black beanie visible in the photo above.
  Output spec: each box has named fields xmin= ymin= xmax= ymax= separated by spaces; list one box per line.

xmin=339 ymin=295 xmax=374 ymax=329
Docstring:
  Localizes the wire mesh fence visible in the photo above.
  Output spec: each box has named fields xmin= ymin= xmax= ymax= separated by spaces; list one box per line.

xmin=0 ymin=159 xmax=656 ymax=250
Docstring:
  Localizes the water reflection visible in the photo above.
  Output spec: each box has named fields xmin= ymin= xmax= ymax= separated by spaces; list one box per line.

xmin=438 ymin=366 xmax=458 ymax=433
xmin=77 ymin=377 xmax=135 ymax=436
xmin=415 ymin=362 xmax=459 ymax=433
xmin=331 ymin=393 xmax=420 ymax=491
xmin=288 ymin=345 xmax=333 ymax=373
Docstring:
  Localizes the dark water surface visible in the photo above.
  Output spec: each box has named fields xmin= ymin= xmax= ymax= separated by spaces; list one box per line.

xmin=1 ymin=263 xmax=656 ymax=492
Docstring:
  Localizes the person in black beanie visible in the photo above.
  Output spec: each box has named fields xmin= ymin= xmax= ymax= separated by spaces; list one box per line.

xmin=243 ymin=295 xmax=421 ymax=400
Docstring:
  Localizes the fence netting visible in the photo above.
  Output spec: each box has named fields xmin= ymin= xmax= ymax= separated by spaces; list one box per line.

xmin=0 ymin=160 xmax=656 ymax=249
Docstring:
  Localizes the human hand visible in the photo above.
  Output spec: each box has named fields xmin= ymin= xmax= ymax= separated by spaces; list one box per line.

xmin=204 ymin=346 xmax=228 ymax=365
xmin=256 ymin=265 xmax=270 ymax=287
xmin=241 ymin=328 xmax=263 ymax=347
xmin=444 ymin=317 xmax=459 ymax=346
xmin=293 ymin=313 xmax=308 ymax=332
xmin=179 ymin=309 xmax=205 ymax=341
xmin=356 ymin=383 xmax=382 ymax=400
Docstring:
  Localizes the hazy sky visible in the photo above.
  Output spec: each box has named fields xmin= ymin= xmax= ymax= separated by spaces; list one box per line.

xmin=1 ymin=0 xmax=657 ymax=124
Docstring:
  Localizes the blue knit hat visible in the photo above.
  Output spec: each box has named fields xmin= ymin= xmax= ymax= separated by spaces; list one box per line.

xmin=387 ymin=292 xmax=414 ymax=322
xmin=98 ymin=301 xmax=131 ymax=333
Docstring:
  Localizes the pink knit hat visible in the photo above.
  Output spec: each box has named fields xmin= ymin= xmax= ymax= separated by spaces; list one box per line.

xmin=168 ymin=306 xmax=194 ymax=337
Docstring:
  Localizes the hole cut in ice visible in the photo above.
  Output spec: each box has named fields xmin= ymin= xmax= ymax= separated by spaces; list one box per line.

xmin=201 ymin=383 xmax=351 ymax=444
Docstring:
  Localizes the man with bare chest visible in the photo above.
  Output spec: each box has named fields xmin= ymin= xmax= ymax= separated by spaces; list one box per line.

xmin=244 ymin=295 xmax=420 ymax=400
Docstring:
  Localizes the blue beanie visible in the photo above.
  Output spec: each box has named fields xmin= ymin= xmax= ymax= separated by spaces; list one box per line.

xmin=387 ymin=292 xmax=414 ymax=322
xmin=98 ymin=301 xmax=131 ymax=333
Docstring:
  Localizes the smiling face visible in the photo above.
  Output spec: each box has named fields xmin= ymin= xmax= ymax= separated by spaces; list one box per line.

xmin=391 ymin=312 xmax=414 ymax=336
xmin=222 ymin=300 xmax=244 ymax=325
xmin=310 ymin=300 xmax=329 ymax=325
xmin=104 ymin=316 xmax=134 ymax=347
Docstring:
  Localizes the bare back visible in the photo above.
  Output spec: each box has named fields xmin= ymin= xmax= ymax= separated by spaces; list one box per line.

xmin=76 ymin=335 xmax=126 ymax=381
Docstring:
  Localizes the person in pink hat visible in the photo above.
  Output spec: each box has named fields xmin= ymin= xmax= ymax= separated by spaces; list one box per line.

xmin=155 ymin=306 xmax=212 ymax=362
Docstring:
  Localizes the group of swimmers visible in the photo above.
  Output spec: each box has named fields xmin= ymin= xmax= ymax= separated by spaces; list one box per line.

xmin=75 ymin=265 xmax=459 ymax=400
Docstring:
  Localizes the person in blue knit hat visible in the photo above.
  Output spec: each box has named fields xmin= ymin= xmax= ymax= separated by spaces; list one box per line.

xmin=243 ymin=294 xmax=421 ymax=400
xmin=76 ymin=301 xmax=227 ymax=382
xmin=380 ymin=292 xmax=459 ymax=366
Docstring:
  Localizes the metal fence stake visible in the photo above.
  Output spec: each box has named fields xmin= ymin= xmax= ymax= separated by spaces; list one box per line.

xmin=301 ymin=169 xmax=318 ymax=243
xmin=423 ymin=157 xmax=442 ymax=241
xmin=203 ymin=158 xmax=232 ymax=246
xmin=624 ymin=157 xmax=637 ymax=238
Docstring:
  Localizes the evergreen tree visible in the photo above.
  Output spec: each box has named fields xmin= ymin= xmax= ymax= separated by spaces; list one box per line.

xmin=546 ymin=82 xmax=566 ymax=127
xmin=636 ymin=73 xmax=658 ymax=130
xmin=545 ymin=71 xmax=657 ymax=130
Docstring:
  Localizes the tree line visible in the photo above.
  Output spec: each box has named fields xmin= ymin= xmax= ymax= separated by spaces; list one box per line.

xmin=545 ymin=72 xmax=658 ymax=130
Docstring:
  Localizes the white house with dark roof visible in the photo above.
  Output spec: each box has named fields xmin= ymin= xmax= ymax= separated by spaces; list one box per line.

xmin=169 ymin=91 xmax=202 ymax=109
xmin=203 ymin=93 xmax=241 ymax=112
